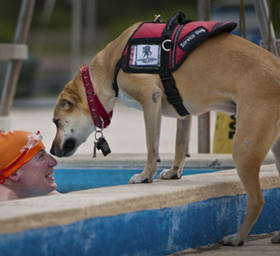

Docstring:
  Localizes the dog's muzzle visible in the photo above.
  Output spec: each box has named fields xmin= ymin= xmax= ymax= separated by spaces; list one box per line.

xmin=50 ymin=138 xmax=76 ymax=157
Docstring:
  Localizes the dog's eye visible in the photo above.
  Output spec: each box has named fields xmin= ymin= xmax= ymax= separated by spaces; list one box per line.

xmin=60 ymin=99 xmax=73 ymax=110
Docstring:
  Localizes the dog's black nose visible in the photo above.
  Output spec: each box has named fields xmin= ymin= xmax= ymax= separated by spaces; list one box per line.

xmin=50 ymin=145 xmax=56 ymax=156
xmin=63 ymin=138 xmax=76 ymax=155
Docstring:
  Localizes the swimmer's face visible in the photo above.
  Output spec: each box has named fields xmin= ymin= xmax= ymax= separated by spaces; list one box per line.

xmin=17 ymin=150 xmax=57 ymax=197
xmin=51 ymin=76 xmax=95 ymax=157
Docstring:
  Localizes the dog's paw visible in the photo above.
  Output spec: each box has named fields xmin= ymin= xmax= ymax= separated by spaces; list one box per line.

xmin=129 ymin=173 xmax=152 ymax=184
xmin=220 ymin=234 xmax=244 ymax=246
xmin=159 ymin=169 xmax=182 ymax=180
xmin=271 ymin=231 xmax=280 ymax=243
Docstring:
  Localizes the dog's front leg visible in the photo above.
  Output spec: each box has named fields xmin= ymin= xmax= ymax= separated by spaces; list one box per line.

xmin=129 ymin=88 xmax=162 ymax=184
xmin=160 ymin=116 xmax=191 ymax=179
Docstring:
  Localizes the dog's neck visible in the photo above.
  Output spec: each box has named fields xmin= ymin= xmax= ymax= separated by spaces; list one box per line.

xmin=87 ymin=23 xmax=141 ymax=113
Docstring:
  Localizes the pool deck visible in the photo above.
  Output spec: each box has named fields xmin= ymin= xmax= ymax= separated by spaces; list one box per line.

xmin=172 ymin=234 xmax=280 ymax=256
xmin=56 ymin=152 xmax=275 ymax=169
xmin=56 ymin=154 xmax=280 ymax=255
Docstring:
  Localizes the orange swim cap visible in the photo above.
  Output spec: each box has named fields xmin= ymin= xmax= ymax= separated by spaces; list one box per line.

xmin=0 ymin=131 xmax=45 ymax=183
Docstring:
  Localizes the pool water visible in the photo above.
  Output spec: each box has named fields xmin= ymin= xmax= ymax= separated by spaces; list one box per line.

xmin=54 ymin=168 xmax=221 ymax=193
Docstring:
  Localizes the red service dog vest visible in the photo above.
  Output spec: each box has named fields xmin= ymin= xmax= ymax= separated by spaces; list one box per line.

xmin=114 ymin=12 xmax=237 ymax=116
xmin=121 ymin=21 xmax=236 ymax=73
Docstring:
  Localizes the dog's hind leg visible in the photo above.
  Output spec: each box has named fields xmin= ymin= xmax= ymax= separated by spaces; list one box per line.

xmin=272 ymin=137 xmax=280 ymax=176
xmin=160 ymin=116 xmax=192 ymax=179
xmin=271 ymin=137 xmax=280 ymax=243
xmin=271 ymin=232 xmax=280 ymax=243
xmin=221 ymin=105 xmax=278 ymax=246
xmin=129 ymin=88 xmax=163 ymax=184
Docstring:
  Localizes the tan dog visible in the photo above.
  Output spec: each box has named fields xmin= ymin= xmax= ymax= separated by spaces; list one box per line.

xmin=51 ymin=22 xmax=280 ymax=246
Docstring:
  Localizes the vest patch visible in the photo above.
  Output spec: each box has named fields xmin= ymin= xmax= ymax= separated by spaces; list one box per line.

xmin=129 ymin=44 xmax=161 ymax=67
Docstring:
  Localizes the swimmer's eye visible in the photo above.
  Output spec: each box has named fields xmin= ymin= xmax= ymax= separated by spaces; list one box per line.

xmin=35 ymin=151 xmax=45 ymax=161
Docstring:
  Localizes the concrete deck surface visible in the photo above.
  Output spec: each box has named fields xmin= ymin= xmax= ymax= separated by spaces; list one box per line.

xmin=172 ymin=234 xmax=280 ymax=256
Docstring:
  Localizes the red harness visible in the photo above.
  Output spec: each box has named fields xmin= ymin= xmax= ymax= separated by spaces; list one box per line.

xmin=121 ymin=20 xmax=237 ymax=73
xmin=80 ymin=65 xmax=113 ymax=129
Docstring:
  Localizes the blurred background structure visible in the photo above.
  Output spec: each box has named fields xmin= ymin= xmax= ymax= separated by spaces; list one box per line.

xmin=0 ymin=0 xmax=279 ymax=154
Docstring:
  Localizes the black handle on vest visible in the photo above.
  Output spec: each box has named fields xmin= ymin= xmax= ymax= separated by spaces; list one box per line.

xmin=163 ymin=11 xmax=187 ymax=37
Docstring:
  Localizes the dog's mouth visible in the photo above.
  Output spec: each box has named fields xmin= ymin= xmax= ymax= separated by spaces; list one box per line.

xmin=50 ymin=138 xmax=77 ymax=157
xmin=63 ymin=138 xmax=76 ymax=154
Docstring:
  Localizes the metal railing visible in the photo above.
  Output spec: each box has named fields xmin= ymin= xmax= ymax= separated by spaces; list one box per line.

xmin=0 ymin=0 xmax=35 ymax=127
xmin=253 ymin=0 xmax=280 ymax=56
xmin=197 ymin=0 xmax=211 ymax=153
xmin=0 ymin=0 xmax=35 ymax=131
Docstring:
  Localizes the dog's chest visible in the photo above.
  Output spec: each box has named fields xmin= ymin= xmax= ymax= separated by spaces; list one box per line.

xmin=118 ymin=88 xmax=143 ymax=111
xmin=118 ymin=88 xmax=187 ymax=117
xmin=117 ymin=88 xmax=178 ymax=116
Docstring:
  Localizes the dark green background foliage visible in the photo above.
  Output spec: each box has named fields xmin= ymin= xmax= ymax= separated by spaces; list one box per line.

xmin=0 ymin=0 xmax=278 ymax=51
xmin=0 ymin=0 xmax=279 ymax=98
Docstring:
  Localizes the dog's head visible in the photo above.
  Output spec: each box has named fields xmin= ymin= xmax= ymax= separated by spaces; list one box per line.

xmin=50 ymin=75 xmax=95 ymax=157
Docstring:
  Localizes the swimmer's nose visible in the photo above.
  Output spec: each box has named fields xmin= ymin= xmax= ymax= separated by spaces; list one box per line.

xmin=48 ymin=154 xmax=57 ymax=167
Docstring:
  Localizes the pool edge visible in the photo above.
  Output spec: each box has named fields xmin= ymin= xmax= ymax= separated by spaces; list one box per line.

xmin=0 ymin=163 xmax=279 ymax=234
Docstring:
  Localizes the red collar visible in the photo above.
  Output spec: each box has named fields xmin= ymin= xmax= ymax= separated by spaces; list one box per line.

xmin=80 ymin=65 xmax=113 ymax=129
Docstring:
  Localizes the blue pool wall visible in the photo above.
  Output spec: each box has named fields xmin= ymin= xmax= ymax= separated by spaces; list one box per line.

xmin=54 ymin=168 xmax=221 ymax=192
xmin=1 ymin=187 xmax=280 ymax=256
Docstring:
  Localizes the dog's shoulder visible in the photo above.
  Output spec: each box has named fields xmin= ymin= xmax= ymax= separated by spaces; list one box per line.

xmin=117 ymin=22 xmax=142 ymax=40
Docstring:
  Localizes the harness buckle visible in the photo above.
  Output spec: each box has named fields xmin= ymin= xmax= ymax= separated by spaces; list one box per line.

xmin=162 ymin=39 xmax=172 ymax=52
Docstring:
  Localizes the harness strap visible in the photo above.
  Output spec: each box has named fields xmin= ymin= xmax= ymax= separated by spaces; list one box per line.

xmin=160 ymin=11 xmax=190 ymax=116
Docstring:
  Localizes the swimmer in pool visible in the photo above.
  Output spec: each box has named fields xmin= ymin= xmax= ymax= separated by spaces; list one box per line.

xmin=0 ymin=130 xmax=58 ymax=201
